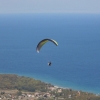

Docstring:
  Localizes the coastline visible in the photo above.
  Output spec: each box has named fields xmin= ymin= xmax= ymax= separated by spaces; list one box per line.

xmin=0 ymin=73 xmax=99 ymax=95
xmin=22 ymin=73 xmax=99 ymax=95
xmin=1 ymin=74 xmax=100 ymax=100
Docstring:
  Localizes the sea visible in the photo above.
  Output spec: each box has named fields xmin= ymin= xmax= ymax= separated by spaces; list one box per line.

xmin=0 ymin=13 xmax=100 ymax=94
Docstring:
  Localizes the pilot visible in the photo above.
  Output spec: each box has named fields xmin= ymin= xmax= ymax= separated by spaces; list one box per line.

xmin=48 ymin=62 xmax=51 ymax=66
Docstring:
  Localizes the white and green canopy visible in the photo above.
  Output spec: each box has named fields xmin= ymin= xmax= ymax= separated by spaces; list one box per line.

xmin=36 ymin=39 xmax=58 ymax=53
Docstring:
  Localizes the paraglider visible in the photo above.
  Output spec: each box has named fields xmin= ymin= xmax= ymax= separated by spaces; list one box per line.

xmin=36 ymin=38 xmax=58 ymax=66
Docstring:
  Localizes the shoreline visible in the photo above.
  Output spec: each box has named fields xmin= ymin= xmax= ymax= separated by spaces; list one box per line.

xmin=23 ymin=74 xmax=99 ymax=94
xmin=0 ymin=73 xmax=99 ymax=95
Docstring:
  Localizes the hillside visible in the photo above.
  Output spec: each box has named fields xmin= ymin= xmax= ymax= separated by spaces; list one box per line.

xmin=0 ymin=74 xmax=100 ymax=100
xmin=0 ymin=74 xmax=53 ymax=92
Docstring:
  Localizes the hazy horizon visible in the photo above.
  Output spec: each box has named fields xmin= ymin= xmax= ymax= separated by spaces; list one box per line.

xmin=0 ymin=0 xmax=100 ymax=14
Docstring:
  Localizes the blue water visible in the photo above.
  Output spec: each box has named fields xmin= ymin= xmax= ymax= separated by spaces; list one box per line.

xmin=0 ymin=13 xmax=100 ymax=94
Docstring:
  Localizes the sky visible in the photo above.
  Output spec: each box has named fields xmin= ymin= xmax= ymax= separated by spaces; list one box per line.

xmin=0 ymin=0 xmax=100 ymax=14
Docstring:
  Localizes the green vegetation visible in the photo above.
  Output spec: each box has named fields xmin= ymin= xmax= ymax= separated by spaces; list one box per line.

xmin=0 ymin=74 xmax=52 ymax=92
xmin=0 ymin=74 xmax=100 ymax=100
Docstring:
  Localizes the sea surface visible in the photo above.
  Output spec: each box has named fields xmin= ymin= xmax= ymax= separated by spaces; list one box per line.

xmin=0 ymin=13 xmax=100 ymax=94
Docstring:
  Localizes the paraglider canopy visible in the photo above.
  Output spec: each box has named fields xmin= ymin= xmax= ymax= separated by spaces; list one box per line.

xmin=36 ymin=38 xmax=58 ymax=53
